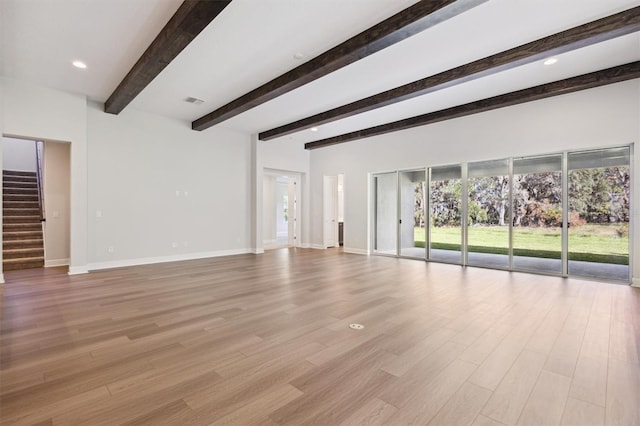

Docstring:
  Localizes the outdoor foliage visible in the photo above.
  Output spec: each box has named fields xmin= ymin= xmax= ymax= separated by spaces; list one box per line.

xmin=569 ymin=167 xmax=630 ymax=225
xmin=420 ymin=166 xmax=630 ymax=229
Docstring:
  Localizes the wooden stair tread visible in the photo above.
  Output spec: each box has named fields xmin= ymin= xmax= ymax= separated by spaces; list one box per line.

xmin=3 ymin=170 xmax=36 ymax=176
xmin=4 ymin=247 xmax=45 ymax=253
xmin=4 ymin=231 xmax=43 ymax=236
xmin=3 ymin=257 xmax=44 ymax=263
xmin=3 ymin=169 xmax=44 ymax=271
xmin=4 ymin=239 xmax=44 ymax=246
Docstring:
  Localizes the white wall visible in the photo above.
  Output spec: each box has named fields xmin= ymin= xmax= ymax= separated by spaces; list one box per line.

xmin=263 ymin=175 xmax=276 ymax=243
xmin=309 ymin=80 xmax=640 ymax=283
xmin=44 ymin=141 xmax=71 ymax=266
xmin=1 ymin=77 xmax=88 ymax=274
xmin=86 ymin=102 xmax=252 ymax=268
xmin=2 ymin=137 xmax=37 ymax=172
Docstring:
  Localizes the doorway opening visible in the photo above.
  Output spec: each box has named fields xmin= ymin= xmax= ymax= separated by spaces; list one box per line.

xmin=2 ymin=136 xmax=71 ymax=272
xmin=263 ymin=171 xmax=299 ymax=250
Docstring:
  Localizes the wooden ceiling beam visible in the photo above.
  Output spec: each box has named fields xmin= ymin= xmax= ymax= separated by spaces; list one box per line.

xmin=263 ymin=6 xmax=640 ymax=141
xmin=105 ymin=0 xmax=232 ymax=115
xmin=192 ymin=0 xmax=488 ymax=131
xmin=304 ymin=61 xmax=640 ymax=150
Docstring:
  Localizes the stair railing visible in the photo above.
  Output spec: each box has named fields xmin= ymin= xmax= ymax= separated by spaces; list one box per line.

xmin=35 ymin=141 xmax=45 ymax=222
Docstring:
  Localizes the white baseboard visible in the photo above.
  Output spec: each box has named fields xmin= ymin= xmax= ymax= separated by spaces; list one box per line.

xmin=252 ymin=248 xmax=265 ymax=254
xmin=68 ymin=266 xmax=89 ymax=275
xmin=343 ymin=247 xmax=368 ymax=255
xmin=88 ymin=249 xmax=252 ymax=271
xmin=0 ymin=273 xmax=4 ymax=284
xmin=300 ymin=243 xmax=311 ymax=248
xmin=45 ymin=258 xmax=70 ymax=267
xmin=310 ymin=244 xmax=325 ymax=250
xmin=632 ymin=277 xmax=640 ymax=288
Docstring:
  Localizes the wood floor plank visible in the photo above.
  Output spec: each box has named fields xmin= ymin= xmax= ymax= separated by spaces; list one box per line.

xmin=209 ymin=384 xmax=303 ymax=426
xmin=428 ymin=381 xmax=492 ymax=426
xmin=543 ymin=305 xmax=590 ymax=377
xmin=337 ymin=397 xmax=398 ymax=426
xmin=384 ymin=359 xmax=478 ymax=425
xmin=468 ymin=307 xmax=547 ymax=391
xmin=481 ymin=349 xmax=547 ymax=425
xmin=473 ymin=414 xmax=508 ymax=426
xmin=568 ymin=355 xmax=608 ymax=407
xmin=516 ymin=370 xmax=572 ymax=426
xmin=560 ymin=398 xmax=605 ymax=426
xmin=605 ymin=358 xmax=640 ymax=425
xmin=0 ymin=249 xmax=637 ymax=425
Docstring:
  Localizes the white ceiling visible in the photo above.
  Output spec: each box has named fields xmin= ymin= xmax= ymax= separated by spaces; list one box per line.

xmin=1 ymin=0 xmax=639 ymax=145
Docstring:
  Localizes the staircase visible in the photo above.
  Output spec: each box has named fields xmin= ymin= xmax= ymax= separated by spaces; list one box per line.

xmin=3 ymin=170 xmax=44 ymax=271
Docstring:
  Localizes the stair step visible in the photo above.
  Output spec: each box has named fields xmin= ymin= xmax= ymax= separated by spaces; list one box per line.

xmin=2 ymin=181 xmax=37 ymax=189
xmin=3 ymin=187 xmax=39 ymax=195
xmin=3 ymin=230 xmax=43 ymax=240
xmin=3 ymin=247 xmax=44 ymax=259
xmin=3 ymin=223 xmax=42 ymax=231
xmin=3 ymin=215 xmax=41 ymax=223
xmin=4 ymin=207 xmax=40 ymax=216
xmin=3 ymin=201 xmax=39 ymax=209
xmin=3 ymin=257 xmax=44 ymax=271
xmin=3 ymin=170 xmax=37 ymax=177
xmin=3 ymin=194 xmax=39 ymax=202
xmin=2 ymin=175 xmax=37 ymax=183
xmin=3 ymin=239 xmax=44 ymax=249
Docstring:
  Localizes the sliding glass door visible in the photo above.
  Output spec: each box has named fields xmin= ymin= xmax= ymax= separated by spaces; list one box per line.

xmin=568 ymin=147 xmax=630 ymax=281
xmin=467 ymin=159 xmax=510 ymax=268
xmin=371 ymin=145 xmax=632 ymax=282
xmin=373 ymin=172 xmax=398 ymax=255
xmin=399 ymin=170 xmax=426 ymax=258
xmin=512 ymin=155 xmax=563 ymax=273
xmin=429 ymin=165 xmax=463 ymax=264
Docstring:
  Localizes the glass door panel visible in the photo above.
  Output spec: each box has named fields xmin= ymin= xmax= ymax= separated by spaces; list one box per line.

xmin=429 ymin=165 xmax=462 ymax=263
xmin=373 ymin=172 xmax=398 ymax=255
xmin=399 ymin=170 xmax=426 ymax=258
xmin=467 ymin=159 xmax=510 ymax=268
xmin=568 ymin=148 xmax=630 ymax=281
xmin=512 ymin=155 xmax=562 ymax=273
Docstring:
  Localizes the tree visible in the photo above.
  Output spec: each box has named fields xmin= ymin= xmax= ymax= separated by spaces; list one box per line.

xmin=430 ymin=179 xmax=461 ymax=226
xmin=569 ymin=166 xmax=629 ymax=224
xmin=468 ymin=176 xmax=509 ymax=226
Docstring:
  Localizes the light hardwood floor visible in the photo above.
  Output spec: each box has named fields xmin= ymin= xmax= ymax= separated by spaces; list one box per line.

xmin=0 ymin=248 xmax=638 ymax=425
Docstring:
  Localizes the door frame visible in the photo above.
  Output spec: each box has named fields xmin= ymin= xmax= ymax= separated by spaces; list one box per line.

xmin=263 ymin=168 xmax=302 ymax=249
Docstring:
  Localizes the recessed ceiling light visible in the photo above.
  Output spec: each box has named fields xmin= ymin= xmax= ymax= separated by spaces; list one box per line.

xmin=543 ymin=57 xmax=558 ymax=66
xmin=310 ymin=127 xmax=319 ymax=132
xmin=293 ymin=52 xmax=305 ymax=60
xmin=72 ymin=60 xmax=87 ymax=69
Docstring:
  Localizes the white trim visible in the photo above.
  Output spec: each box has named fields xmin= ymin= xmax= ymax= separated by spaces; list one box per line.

xmin=343 ymin=247 xmax=368 ymax=255
xmin=310 ymin=244 xmax=325 ymax=250
xmin=68 ymin=266 xmax=89 ymax=275
xmin=632 ymin=277 xmax=640 ymax=287
xmin=300 ymin=243 xmax=311 ymax=248
xmin=45 ymin=258 xmax=70 ymax=267
xmin=252 ymin=248 xmax=265 ymax=254
xmin=88 ymin=249 xmax=252 ymax=271
xmin=0 ymin=273 xmax=4 ymax=284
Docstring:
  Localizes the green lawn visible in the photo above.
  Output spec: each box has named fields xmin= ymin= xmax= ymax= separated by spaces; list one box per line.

xmin=413 ymin=224 xmax=629 ymax=264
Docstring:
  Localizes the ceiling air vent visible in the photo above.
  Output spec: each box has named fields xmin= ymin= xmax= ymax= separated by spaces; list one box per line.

xmin=185 ymin=97 xmax=205 ymax=105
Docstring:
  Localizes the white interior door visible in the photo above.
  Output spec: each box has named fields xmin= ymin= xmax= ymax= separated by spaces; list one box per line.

xmin=324 ymin=175 xmax=339 ymax=248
